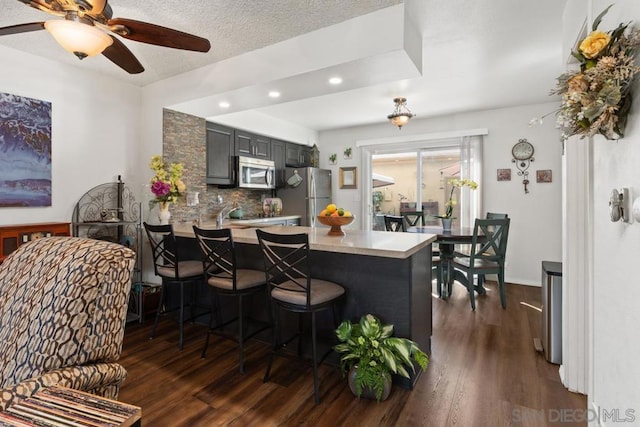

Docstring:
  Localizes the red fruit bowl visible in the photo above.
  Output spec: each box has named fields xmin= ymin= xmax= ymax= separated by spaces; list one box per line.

xmin=316 ymin=215 xmax=355 ymax=236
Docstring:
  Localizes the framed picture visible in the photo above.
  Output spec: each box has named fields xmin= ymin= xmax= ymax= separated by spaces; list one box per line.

xmin=536 ymin=169 xmax=552 ymax=183
xmin=339 ymin=167 xmax=357 ymax=189
xmin=497 ymin=168 xmax=511 ymax=181
xmin=0 ymin=92 xmax=52 ymax=207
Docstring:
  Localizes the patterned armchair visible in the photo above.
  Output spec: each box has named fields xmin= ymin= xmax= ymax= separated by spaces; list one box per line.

xmin=0 ymin=237 xmax=136 ymax=410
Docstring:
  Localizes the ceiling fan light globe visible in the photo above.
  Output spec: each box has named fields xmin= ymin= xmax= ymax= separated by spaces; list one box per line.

xmin=45 ymin=20 xmax=113 ymax=58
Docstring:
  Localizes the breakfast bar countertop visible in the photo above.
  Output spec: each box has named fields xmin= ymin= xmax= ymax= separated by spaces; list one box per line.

xmin=172 ymin=224 xmax=436 ymax=259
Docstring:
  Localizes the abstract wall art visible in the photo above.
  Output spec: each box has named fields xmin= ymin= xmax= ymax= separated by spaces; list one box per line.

xmin=0 ymin=92 xmax=52 ymax=207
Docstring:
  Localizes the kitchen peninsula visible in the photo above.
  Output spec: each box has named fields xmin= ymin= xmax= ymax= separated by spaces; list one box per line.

xmin=172 ymin=224 xmax=436 ymax=387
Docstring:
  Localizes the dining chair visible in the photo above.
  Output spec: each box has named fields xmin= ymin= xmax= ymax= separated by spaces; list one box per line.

xmin=486 ymin=212 xmax=509 ymax=219
xmin=256 ymin=230 xmax=345 ymax=404
xmin=402 ymin=211 xmax=425 ymax=227
xmin=476 ymin=212 xmax=509 ymax=287
xmin=193 ymin=226 xmax=270 ymax=373
xmin=384 ymin=215 xmax=406 ymax=232
xmin=452 ymin=218 xmax=510 ymax=310
xmin=143 ymin=222 xmax=205 ymax=350
xmin=399 ymin=212 xmax=442 ymax=291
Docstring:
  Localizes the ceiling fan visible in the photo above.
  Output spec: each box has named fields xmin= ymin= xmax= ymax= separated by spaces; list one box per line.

xmin=0 ymin=0 xmax=211 ymax=74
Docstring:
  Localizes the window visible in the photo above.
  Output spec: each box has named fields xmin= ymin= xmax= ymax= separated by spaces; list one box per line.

xmin=358 ymin=130 xmax=485 ymax=230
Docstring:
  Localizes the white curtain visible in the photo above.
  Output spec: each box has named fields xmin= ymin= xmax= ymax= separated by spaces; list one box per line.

xmin=459 ymin=135 xmax=483 ymax=228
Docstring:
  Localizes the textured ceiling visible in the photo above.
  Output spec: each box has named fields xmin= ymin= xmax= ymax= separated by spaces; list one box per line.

xmin=0 ymin=0 xmax=400 ymax=85
xmin=0 ymin=0 xmax=568 ymax=132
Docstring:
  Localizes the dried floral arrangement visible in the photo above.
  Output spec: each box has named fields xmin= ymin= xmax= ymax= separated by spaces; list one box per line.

xmin=532 ymin=5 xmax=640 ymax=141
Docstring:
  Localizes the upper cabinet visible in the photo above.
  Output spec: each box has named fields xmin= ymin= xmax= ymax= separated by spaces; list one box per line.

xmin=285 ymin=142 xmax=313 ymax=167
xmin=205 ymin=121 xmax=317 ymax=188
xmin=235 ymin=130 xmax=270 ymax=160
xmin=271 ymin=139 xmax=286 ymax=188
xmin=206 ymin=122 xmax=235 ymax=186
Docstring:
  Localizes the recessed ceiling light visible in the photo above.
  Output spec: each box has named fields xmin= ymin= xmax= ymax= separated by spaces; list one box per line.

xmin=268 ymin=91 xmax=280 ymax=98
xmin=329 ymin=77 xmax=343 ymax=85
xmin=219 ymin=101 xmax=230 ymax=108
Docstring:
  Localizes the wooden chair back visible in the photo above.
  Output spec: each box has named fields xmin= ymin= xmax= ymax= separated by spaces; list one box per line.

xmin=384 ymin=215 xmax=406 ymax=232
xmin=486 ymin=212 xmax=509 ymax=219
xmin=469 ymin=218 xmax=510 ymax=265
xmin=402 ymin=211 xmax=425 ymax=226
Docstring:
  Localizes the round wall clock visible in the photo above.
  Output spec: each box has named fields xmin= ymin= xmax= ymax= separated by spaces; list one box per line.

xmin=512 ymin=139 xmax=534 ymax=161
xmin=511 ymin=138 xmax=535 ymax=194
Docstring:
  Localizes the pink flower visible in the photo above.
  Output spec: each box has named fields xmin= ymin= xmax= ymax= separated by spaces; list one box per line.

xmin=151 ymin=181 xmax=171 ymax=198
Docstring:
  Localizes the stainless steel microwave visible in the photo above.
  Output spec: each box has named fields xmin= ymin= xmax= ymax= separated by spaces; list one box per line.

xmin=237 ymin=156 xmax=275 ymax=189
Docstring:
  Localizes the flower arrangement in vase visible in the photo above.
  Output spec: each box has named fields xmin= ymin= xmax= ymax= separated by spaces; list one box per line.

xmin=149 ymin=155 xmax=186 ymax=215
xmin=533 ymin=5 xmax=640 ymax=141
xmin=436 ymin=178 xmax=478 ymax=219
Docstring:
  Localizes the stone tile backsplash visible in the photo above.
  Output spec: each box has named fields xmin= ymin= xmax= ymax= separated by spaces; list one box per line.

xmin=161 ymin=108 xmax=270 ymax=224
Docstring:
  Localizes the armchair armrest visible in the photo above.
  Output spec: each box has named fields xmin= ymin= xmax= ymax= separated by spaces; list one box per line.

xmin=0 ymin=362 xmax=127 ymax=411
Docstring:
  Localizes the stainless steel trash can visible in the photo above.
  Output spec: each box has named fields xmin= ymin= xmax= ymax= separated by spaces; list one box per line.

xmin=541 ymin=261 xmax=562 ymax=364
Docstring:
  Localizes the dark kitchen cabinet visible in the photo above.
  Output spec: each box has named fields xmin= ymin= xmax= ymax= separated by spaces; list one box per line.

xmin=235 ymin=130 xmax=270 ymax=159
xmin=271 ymin=139 xmax=286 ymax=188
xmin=206 ymin=122 xmax=235 ymax=186
xmin=285 ymin=142 xmax=313 ymax=167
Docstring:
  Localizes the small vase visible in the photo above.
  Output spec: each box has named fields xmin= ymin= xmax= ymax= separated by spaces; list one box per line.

xmin=347 ymin=366 xmax=392 ymax=401
xmin=441 ymin=218 xmax=452 ymax=231
xmin=158 ymin=202 xmax=171 ymax=225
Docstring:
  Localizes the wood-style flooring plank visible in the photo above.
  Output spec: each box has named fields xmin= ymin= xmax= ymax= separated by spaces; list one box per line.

xmin=117 ymin=281 xmax=586 ymax=426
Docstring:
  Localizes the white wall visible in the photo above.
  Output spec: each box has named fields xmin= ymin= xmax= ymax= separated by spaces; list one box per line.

xmin=208 ymin=109 xmax=319 ymax=146
xmin=0 ymin=46 xmax=141 ymax=224
xmin=318 ymin=101 xmax=563 ymax=286
xmin=588 ymin=0 xmax=640 ymax=420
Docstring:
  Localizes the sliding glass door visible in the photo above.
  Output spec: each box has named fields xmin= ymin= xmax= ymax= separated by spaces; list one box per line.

xmin=363 ymin=135 xmax=482 ymax=231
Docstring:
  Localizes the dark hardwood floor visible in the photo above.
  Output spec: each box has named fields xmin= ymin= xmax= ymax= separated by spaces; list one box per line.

xmin=118 ymin=281 xmax=586 ymax=426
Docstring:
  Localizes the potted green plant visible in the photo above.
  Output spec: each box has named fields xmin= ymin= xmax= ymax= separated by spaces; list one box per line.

xmin=372 ymin=191 xmax=384 ymax=212
xmin=334 ymin=314 xmax=428 ymax=401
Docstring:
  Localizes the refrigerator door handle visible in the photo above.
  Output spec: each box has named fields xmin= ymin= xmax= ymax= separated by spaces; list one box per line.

xmin=310 ymin=198 xmax=316 ymax=227
xmin=309 ymin=170 xmax=316 ymax=200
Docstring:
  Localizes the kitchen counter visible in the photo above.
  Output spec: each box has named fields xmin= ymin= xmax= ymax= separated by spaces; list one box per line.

xmin=171 ymin=224 xmax=434 ymax=388
xmin=172 ymin=224 xmax=435 ymax=259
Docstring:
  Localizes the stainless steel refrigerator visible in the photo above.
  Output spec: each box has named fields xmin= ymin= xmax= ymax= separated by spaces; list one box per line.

xmin=277 ymin=167 xmax=332 ymax=227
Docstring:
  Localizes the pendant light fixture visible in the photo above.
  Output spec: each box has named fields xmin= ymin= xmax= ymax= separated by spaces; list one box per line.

xmin=387 ymin=97 xmax=414 ymax=129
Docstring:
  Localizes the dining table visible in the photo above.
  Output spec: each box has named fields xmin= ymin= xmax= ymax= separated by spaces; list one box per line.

xmin=407 ymin=225 xmax=486 ymax=299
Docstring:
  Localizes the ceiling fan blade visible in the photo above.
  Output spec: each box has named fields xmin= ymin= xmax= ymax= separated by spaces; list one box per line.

xmin=107 ymin=18 xmax=211 ymax=52
xmin=102 ymin=35 xmax=144 ymax=74
xmin=87 ymin=0 xmax=107 ymax=14
xmin=18 ymin=0 xmax=59 ymax=15
xmin=0 ymin=22 xmax=45 ymax=36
